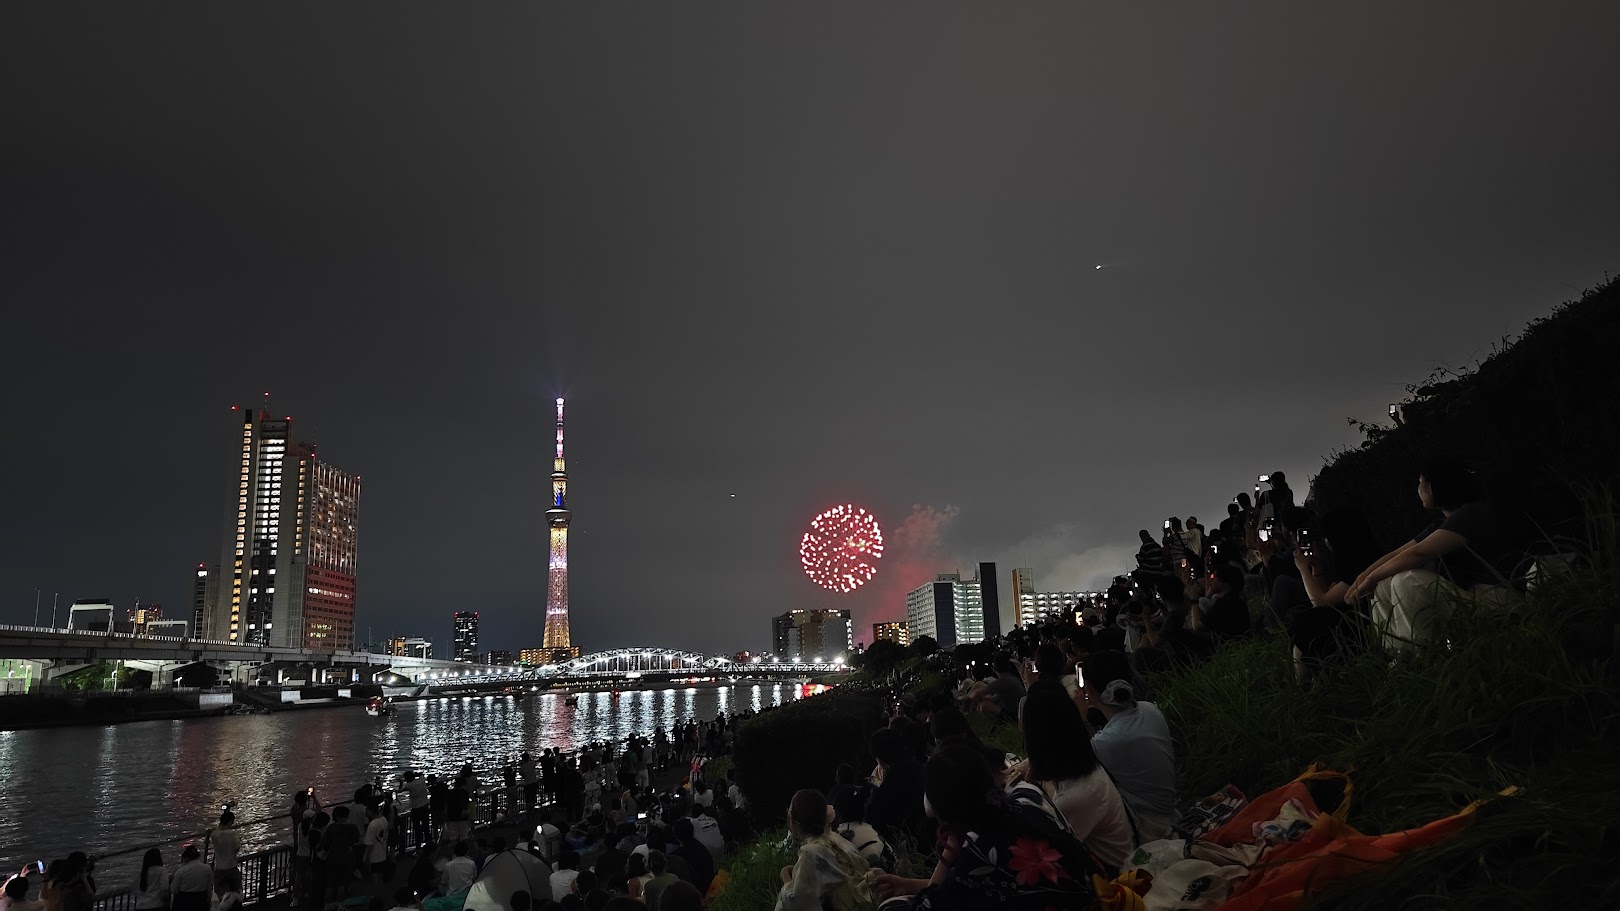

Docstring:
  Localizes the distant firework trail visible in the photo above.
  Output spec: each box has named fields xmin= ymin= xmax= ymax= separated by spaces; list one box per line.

xmin=800 ymin=504 xmax=885 ymax=593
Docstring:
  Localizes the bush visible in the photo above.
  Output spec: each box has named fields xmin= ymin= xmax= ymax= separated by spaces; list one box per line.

xmin=731 ymin=690 xmax=885 ymax=827
xmin=707 ymin=830 xmax=792 ymax=911
xmin=1313 ymin=276 xmax=1620 ymax=550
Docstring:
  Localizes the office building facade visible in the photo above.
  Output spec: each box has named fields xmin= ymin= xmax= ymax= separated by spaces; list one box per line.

xmin=204 ymin=407 xmax=360 ymax=650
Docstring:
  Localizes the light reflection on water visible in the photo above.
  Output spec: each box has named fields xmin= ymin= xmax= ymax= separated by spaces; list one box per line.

xmin=0 ymin=684 xmax=800 ymax=886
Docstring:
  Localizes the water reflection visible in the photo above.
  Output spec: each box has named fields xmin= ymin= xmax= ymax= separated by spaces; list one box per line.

xmin=0 ymin=684 xmax=797 ymax=885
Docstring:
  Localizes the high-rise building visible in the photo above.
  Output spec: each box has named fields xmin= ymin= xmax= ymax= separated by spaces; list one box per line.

xmin=191 ymin=564 xmax=215 ymax=640
xmin=519 ymin=648 xmax=549 ymax=666
xmin=1011 ymin=568 xmax=1035 ymax=621
xmin=387 ymin=637 xmax=434 ymax=658
xmin=204 ymin=406 xmax=361 ymax=650
xmin=770 ymin=609 xmax=854 ymax=661
xmin=486 ymin=649 xmax=516 ymax=665
xmin=453 ymin=611 xmax=480 ymax=662
xmin=1018 ymin=590 xmax=1092 ymax=626
xmin=979 ymin=561 xmax=1002 ymax=640
xmin=543 ymin=399 xmax=573 ymax=651
xmin=872 ymin=621 xmax=910 ymax=646
xmin=906 ymin=568 xmax=996 ymax=648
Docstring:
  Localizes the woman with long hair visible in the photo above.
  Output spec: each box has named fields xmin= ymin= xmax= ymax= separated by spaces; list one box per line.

xmin=134 ymin=851 xmax=168 ymax=911
xmin=870 ymin=743 xmax=1100 ymax=910
xmin=1014 ymin=685 xmax=1137 ymax=870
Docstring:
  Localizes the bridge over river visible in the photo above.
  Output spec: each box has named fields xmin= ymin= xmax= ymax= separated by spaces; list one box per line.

xmin=0 ymin=624 xmax=847 ymax=692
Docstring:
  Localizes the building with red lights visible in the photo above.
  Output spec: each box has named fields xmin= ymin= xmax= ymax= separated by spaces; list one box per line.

xmin=203 ymin=407 xmax=361 ymax=650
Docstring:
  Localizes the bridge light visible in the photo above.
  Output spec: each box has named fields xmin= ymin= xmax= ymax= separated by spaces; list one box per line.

xmin=834 ymin=656 xmax=845 ymax=665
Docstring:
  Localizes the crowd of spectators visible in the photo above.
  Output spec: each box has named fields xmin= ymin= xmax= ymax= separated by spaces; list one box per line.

xmin=750 ymin=455 xmax=1529 ymax=909
xmin=3 ymin=713 xmax=756 ymax=911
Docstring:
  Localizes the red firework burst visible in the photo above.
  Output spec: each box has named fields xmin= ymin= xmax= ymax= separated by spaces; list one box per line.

xmin=800 ymin=504 xmax=885 ymax=593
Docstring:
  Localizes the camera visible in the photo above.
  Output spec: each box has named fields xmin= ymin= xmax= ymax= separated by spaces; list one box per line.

xmin=1258 ymin=474 xmax=1270 ymax=483
xmin=1389 ymin=403 xmax=1399 ymax=417
xmin=1295 ymin=528 xmax=1315 ymax=556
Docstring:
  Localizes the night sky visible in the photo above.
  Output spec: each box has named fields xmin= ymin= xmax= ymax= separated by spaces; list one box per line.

xmin=3 ymin=4 xmax=1617 ymax=656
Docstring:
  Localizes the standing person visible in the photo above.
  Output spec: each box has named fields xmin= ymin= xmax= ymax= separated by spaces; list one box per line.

xmin=427 ymin=775 xmax=448 ymax=844
xmin=503 ymin=760 xmax=520 ymax=820
xmin=291 ymin=807 xmax=315 ymax=908
xmin=300 ymin=812 xmax=330 ymax=907
xmin=404 ymin=771 xmax=431 ymax=852
xmin=541 ymin=750 xmax=559 ymax=805
xmin=214 ymin=873 xmax=242 ymax=911
xmin=134 ymin=850 xmax=169 ymax=911
xmin=444 ymin=776 xmax=473 ymax=845
xmin=519 ymin=753 xmax=540 ymax=814
xmin=168 ymin=847 xmax=211 ymax=911
xmin=363 ymin=803 xmax=392 ymax=890
xmin=209 ymin=811 xmax=241 ymax=895
xmin=321 ymin=806 xmax=361 ymax=900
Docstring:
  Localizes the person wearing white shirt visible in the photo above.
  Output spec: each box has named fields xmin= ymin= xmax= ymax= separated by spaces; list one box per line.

xmin=134 ymin=850 xmax=170 ymax=911
xmin=210 ymin=812 xmax=241 ymax=894
xmin=170 ymin=847 xmax=212 ymax=911
xmin=686 ymin=809 xmax=724 ymax=860
xmin=548 ymin=853 xmax=579 ymax=903
xmin=363 ymin=805 xmax=391 ymax=888
xmin=440 ymin=843 xmax=477 ymax=896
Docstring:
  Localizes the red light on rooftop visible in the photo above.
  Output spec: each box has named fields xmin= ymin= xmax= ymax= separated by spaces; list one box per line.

xmin=231 ymin=405 xmax=239 ymax=411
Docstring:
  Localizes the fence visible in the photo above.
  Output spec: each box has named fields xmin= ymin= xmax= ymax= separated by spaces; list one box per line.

xmin=82 ymin=744 xmax=637 ymax=911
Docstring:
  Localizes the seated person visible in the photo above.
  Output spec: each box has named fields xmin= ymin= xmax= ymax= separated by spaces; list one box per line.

xmin=773 ymin=790 xmax=872 ymax=911
xmin=1079 ymin=650 xmax=1177 ymax=841
xmin=869 ymin=743 xmax=1100 ymax=909
xmin=1347 ymin=458 xmax=1521 ymax=653
xmin=1009 ymin=686 xmax=1137 ymax=871
xmin=831 ymin=788 xmax=890 ymax=871
xmin=1289 ymin=508 xmax=1381 ymax=684
xmin=864 ymin=728 xmax=927 ymax=841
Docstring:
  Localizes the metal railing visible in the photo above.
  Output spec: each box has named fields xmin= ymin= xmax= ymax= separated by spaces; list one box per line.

xmin=76 ymin=737 xmax=667 ymax=911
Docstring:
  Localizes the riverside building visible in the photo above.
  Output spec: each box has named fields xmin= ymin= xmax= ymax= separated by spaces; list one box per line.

xmin=202 ymin=406 xmax=361 ymax=650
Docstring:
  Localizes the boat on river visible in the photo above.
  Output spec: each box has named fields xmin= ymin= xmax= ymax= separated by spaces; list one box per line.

xmin=366 ymin=696 xmax=393 ymax=717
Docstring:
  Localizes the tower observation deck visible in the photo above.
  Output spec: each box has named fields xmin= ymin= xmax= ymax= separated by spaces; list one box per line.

xmin=542 ymin=398 xmax=572 ymax=649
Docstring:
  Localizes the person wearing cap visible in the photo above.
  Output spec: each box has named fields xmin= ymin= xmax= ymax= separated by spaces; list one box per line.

xmin=1079 ymin=650 xmax=1176 ymax=840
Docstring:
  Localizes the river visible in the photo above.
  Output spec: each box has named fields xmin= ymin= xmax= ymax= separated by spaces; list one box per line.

xmin=0 ymin=683 xmax=806 ymax=887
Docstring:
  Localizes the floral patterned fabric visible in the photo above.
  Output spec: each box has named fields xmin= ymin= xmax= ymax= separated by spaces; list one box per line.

xmin=888 ymin=802 xmax=1101 ymax=911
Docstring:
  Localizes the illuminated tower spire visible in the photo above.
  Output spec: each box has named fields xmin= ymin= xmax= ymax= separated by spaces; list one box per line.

xmin=542 ymin=397 xmax=572 ymax=650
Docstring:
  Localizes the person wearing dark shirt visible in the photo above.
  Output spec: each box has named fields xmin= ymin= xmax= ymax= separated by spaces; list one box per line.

xmin=1193 ymin=564 xmax=1250 ymax=638
xmin=1348 ymin=458 xmax=1521 ymax=653
xmin=669 ymin=819 xmax=715 ymax=895
xmin=864 ymin=728 xmax=926 ymax=841
xmin=444 ymin=782 xmax=472 ymax=843
xmin=1290 ymin=508 xmax=1382 ymax=684
xmin=322 ymin=806 xmax=361 ymax=899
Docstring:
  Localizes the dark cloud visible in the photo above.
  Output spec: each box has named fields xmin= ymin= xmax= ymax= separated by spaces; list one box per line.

xmin=2 ymin=3 xmax=1618 ymax=655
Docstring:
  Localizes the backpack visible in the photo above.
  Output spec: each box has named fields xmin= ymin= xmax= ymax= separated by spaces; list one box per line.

xmin=837 ymin=824 xmax=898 ymax=873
